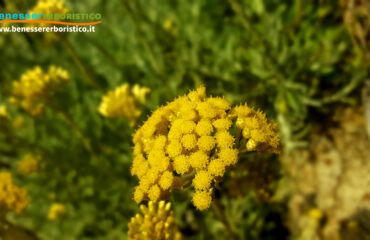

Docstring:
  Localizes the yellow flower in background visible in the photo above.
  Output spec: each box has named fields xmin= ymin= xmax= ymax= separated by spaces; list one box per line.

xmin=0 ymin=104 xmax=8 ymax=127
xmin=164 ymin=19 xmax=173 ymax=31
xmin=131 ymin=87 xmax=280 ymax=210
xmin=48 ymin=203 xmax=66 ymax=220
xmin=0 ymin=172 xmax=28 ymax=213
xmin=18 ymin=154 xmax=40 ymax=176
xmin=0 ymin=105 xmax=7 ymax=118
xmin=132 ymin=84 xmax=151 ymax=104
xmin=29 ymin=0 xmax=68 ymax=27
xmin=28 ymin=0 xmax=69 ymax=42
xmin=30 ymin=0 xmax=68 ymax=15
xmin=308 ymin=208 xmax=323 ymax=221
xmin=163 ymin=18 xmax=178 ymax=36
xmin=10 ymin=66 xmax=70 ymax=116
xmin=12 ymin=115 xmax=25 ymax=129
xmin=128 ymin=201 xmax=182 ymax=240
xmin=99 ymin=83 xmax=150 ymax=126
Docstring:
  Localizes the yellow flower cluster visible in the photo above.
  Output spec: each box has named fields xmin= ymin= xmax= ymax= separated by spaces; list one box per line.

xmin=47 ymin=203 xmax=66 ymax=220
xmin=18 ymin=154 xmax=40 ymax=176
xmin=230 ymin=104 xmax=280 ymax=153
xmin=99 ymin=83 xmax=150 ymax=126
xmin=131 ymin=87 xmax=280 ymax=210
xmin=128 ymin=201 xmax=182 ymax=240
xmin=29 ymin=0 xmax=68 ymax=27
xmin=132 ymin=87 xmax=235 ymax=210
xmin=0 ymin=172 xmax=28 ymax=213
xmin=10 ymin=66 xmax=70 ymax=116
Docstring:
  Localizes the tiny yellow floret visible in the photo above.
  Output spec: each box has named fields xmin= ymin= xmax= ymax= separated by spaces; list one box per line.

xmin=197 ymin=136 xmax=216 ymax=152
xmin=181 ymin=134 xmax=197 ymax=150
xmin=213 ymin=118 xmax=232 ymax=130
xmin=192 ymin=191 xmax=212 ymax=211
xmin=166 ymin=141 xmax=183 ymax=158
xmin=189 ymin=151 xmax=209 ymax=170
xmin=134 ymin=187 xmax=145 ymax=203
xmin=219 ymin=148 xmax=238 ymax=166
xmin=208 ymin=159 xmax=226 ymax=177
xmin=148 ymin=184 xmax=161 ymax=201
xmin=193 ymin=171 xmax=212 ymax=190
xmin=181 ymin=120 xmax=196 ymax=134
xmin=159 ymin=171 xmax=174 ymax=190
xmin=195 ymin=120 xmax=214 ymax=136
xmin=215 ymin=131 xmax=235 ymax=148
xmin=173 ymin=155 xmax=190 ymax=175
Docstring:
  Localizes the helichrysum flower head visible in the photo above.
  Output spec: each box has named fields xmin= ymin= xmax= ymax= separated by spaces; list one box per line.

xmin=128 ymin=201 xmax=182 ymax=240
xmin=10 ymin=66 xmax=70 ymax=116
xmin=99 ymin=83 xmax=150 ymax=126
xmin=0 ymin=172 xmax=28 ymax=213
xmin=18 ymin=154 xmax=40 ymax=176
xmin=47 ymin=203 xmax=66 ymax=220
xmin=131 ymin=87 xmax=280 ymax=210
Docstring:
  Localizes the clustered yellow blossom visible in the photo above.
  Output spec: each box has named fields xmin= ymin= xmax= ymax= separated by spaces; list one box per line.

xmin=18 ymin=154 xmax=40 ymax=176
xmin=128 ymin=201 xmax=182 ymax=240
xmin=99 ymin=83 xmax=150 ymax=126
xmin=0 ymin=172 xmax=28 ymax=213
xmin=47 ymin=203 xmax=66 ymax=220
xmin=10 ymin=66 xmax=70 ymax=116
xmin=29 ymin=0 xmax=68 ymax=27
xmin=131 ymin=87 xmax=280 ymax=210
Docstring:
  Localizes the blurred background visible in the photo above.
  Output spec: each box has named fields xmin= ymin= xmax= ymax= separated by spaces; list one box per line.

xmin=0 ymin=0 xmax=369 ymax=239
